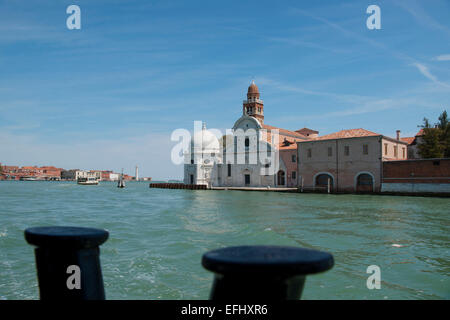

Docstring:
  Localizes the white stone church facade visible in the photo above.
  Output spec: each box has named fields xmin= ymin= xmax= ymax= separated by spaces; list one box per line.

xmin=183 ymin=81 xmax=310 ymax=188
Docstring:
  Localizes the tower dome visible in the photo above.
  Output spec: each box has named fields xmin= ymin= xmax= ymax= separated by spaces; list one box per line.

xmin=243 ymin=80 xmax=264 ymax=123
xmin=247 ymin=80 xmax=260 ymax=99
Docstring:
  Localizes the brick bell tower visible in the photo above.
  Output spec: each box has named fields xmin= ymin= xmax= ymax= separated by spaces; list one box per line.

xmin=243 ymin=80 xmax=264 ymax=124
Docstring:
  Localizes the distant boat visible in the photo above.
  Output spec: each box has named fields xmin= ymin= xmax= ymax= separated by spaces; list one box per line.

xmin=77 ymin=177 xmax=99 ymax=185
xmin=20 ymin=177 xmax=38 ymax=181
xmin=118 ymin=169 xmax=125 ymax=188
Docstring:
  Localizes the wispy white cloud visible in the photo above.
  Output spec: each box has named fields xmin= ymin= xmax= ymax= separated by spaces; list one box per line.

xmin=412 ymin=63 xmax=438 ymax=82
xmin=266 ymin=37 xmax=350 ymax=54
xmin=411 ymin=63 xmax=450 ymax=88
xmin=394 ymin=0 xmax=450 ymax=36
xmin=433 ymin=54 xmax=450 ymax=61
xmin=288 ymin=7 xmax=417 ymax=65
xmin=259 ymin=78 xmax=445 ymax=126
xmin=259 ymin=77 xmax=375 ymax=105
xmin=288 ymin=7 xmax=450 ymax=90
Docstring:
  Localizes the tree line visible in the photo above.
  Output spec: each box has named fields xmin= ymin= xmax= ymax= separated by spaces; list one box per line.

xmin=419 ymin=110 xmax=450 ymax=158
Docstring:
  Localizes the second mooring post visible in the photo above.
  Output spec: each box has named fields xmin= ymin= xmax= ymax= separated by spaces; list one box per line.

xmin=202 ymin=245 xmax=334 ymax=300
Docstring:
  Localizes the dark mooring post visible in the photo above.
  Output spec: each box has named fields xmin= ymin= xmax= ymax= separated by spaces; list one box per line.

xmin=202 ymin=245 xmax=334 ymax=300
xmin=24 ymin=226 xmax=109 ymax=300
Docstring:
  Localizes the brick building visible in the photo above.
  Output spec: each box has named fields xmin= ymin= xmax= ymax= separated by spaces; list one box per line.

xmin=297 ymin=129 xmax=408 ymax=193
xmin=0 ymin=165 xmax=62 ymax=180
xmin=40 ymin=166 xmax=62 ymax=180
xmin=400 ymin=129 xmax=424 ymax=159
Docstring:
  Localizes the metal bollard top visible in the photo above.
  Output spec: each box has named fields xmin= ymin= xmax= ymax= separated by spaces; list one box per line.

xmin=25 ymin=226 xmax=109 ymax=249
xmin=202 ymin=245 xmax=334 ymax=276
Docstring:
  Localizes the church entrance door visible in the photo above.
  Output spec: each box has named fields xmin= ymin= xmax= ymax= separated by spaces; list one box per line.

xmin=244 ymin=174 xmax=250 ymax=185
xmin=277 ymin=170 xmax=285 ymax=186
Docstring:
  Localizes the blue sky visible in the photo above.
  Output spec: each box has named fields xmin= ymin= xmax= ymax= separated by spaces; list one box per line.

xmin=0 ymin=0 xmax=449 ymax=179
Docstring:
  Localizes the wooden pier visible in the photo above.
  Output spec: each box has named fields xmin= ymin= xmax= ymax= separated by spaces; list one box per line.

xmin=149 ymin=183 xmax=207 ymax=190
xmin=211 ymin=187 xmax=298 ymax=192
xmin=149 ymin=183 xmax=298 ymax=192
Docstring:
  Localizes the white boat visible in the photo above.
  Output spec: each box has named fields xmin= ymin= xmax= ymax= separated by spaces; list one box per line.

xmin=77 ymin=177 xmax=99 ymax=185
xmin=20 ymin=177 xmax=38 ymax=181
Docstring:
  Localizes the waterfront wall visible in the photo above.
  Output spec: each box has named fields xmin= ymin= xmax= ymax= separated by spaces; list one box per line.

xmin=381 ymin=158 xmax=450 ymax=194
xmin=150 ymin=183 xmax=207 ymax=190
xmin=381 ymin=183 xmax=450 ymax=193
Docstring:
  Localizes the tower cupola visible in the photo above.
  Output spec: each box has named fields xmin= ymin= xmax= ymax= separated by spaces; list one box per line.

xmin=247 ymin=80 xmax=260 ymax=99
xmin=243 ymin=80 xmax=264 ymax=123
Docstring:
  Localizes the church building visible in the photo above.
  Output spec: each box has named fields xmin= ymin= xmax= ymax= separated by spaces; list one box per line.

xmin=184 ymin=81 xmax=314 ymax=188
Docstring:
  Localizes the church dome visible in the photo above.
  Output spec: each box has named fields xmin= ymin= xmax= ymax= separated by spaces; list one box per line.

xmin=192 ymin=127 xmax=220 ymax=153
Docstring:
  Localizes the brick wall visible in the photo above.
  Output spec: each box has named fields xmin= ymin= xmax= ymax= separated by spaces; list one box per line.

xmin=383 ymin=159 xmax=450 ymax=183
xmin=280 ymin=148 xmax=298 ymax=187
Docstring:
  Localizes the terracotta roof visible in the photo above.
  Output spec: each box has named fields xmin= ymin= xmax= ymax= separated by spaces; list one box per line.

xmin=262 ymin=124 xmax=309 ymax=140
xmin=400 ymin=137 xmax=415 ymax=145
xmin=279 ymin=143 xmax=298 ymax=150
xmin=295 ymin=127 xmax=318 ymax=135
xmin=416 ymin=129 xmax=424 ymax=136
xmin=311 ymin=128 xmax=380 ymax=141
xmin=279 ymin=137 xmax=298 ymax=150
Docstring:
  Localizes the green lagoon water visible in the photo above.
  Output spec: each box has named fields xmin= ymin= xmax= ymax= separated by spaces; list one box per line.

xmin=0 ymin=181 xmax=449 ymax=300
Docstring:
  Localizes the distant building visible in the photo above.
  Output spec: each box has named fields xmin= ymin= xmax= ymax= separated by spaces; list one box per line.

xmin=101 ymin=171 xmax=112 ymax=181
xmin=89 ymin=170 xmax=102 ymax=181
xmin=2 ymin=166 xmax=129 ymax=182
xmin=0 ymin=165 xmax=20 ymax=180
xmin=400 ymin=129 xmax=424 ymax=159
xmin=40 ymin=166 xmax=62 ymax=180
xmin=1 ymin=165 xmax=19 ymax=173
xmin=61 ymin=169 xmax=78 ymax=180
xmin=1 ymin=165 xmax=63 ymax=180
xmin=66 ymin=170 xmax=99 ymax=181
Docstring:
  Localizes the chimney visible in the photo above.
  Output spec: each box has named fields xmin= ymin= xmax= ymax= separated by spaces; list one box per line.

xmin=396 ymin=130 xmax=400 ymax=140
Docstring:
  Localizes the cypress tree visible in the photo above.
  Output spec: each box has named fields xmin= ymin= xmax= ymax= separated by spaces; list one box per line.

xmin=438 ymin=110 xmax=450 ymax=157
